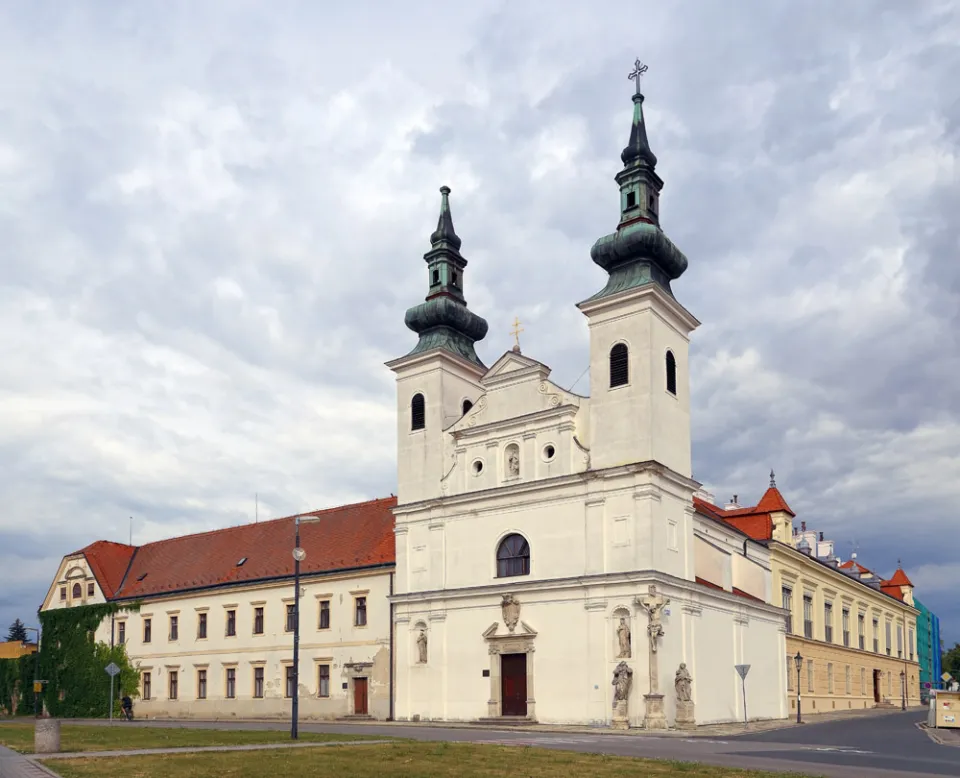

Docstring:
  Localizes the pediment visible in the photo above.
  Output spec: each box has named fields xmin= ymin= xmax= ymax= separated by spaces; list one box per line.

xmin=481 ymin=350 xmax=551 ymax=387
xmin=482 ymin=620 xmax=538 ymax=639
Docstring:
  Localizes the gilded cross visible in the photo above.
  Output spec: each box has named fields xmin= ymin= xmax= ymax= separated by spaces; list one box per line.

xmin=510 ymin=317 xmax=524 ymax=350
xmin=628 ymin=58 xmax=649 ymax=94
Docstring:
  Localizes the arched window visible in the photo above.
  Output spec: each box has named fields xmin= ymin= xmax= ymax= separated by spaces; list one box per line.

xmin=462 ymin=399 xmax=473 ymax=415
xmin=411 ymin=393 xmax=425 ymax=431
xmin=496 ymin=534 xmax=530 ymax=578
xmin=665 ymin=350 xmax=677 ymax=395
xmin=72 ymin=583 xmax=81 ymax=599
xmin=609 ymin=343 xmax=629 ymax=388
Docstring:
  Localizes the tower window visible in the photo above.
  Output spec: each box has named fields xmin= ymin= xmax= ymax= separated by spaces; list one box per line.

xmin=411 ymin=393 xmax=425 ymax=431
xmin=496 ymin=533 xmax=530 ymax=578
xmin=626 ymin=191 xmax=637 ymax=209
xmin=451 ymin=271 xmax=458 ymax=287
xmin=649 ymin=194 xmax=657 ymax=214
xmin=665 ymin=350 xmax=677 ymax=395
xmin=462 ymin=399 xmax=473 ymax=415
xmin=432 ymin=268 xmax=440 ymax=285
xmin=609 ymin=343 xmax=629 ymax=388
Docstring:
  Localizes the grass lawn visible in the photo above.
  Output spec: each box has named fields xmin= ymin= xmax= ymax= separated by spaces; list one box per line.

xmin=44 ymin=741 xmax=811 ymax=778
xmin=0 ymin=721 xmax=380 ymax=754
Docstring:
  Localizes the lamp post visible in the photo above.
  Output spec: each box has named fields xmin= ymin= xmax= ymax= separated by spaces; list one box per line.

xmin=794 ymin=651 xmax=803 ymax=724
xmin=24 ymin=627 xmax=40 ymax=718
xmin=901 ymin=670 xmax=907 ymax=711
xmin=290 ymin=513 xmax=321 ymax=741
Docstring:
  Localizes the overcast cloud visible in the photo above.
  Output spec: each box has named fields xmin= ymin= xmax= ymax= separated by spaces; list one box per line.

xmin=1 ymin=0 xmax=958 ymax=644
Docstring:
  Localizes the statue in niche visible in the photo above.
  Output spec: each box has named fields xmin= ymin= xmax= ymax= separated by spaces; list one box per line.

xmin=506 ymin=447 xmax=520 ymax=478
xmin=616 ymin=616 xmax=631 ymax=658
xmin=416 ymin=629 xmax=428 ymax=664
xmin=675 ymin=662 xmax=692 ymax=702
xmin=612 ymin=661 xmax=633 ymax=704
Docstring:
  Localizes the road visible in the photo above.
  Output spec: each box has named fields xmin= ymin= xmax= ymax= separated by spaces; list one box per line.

xmin=64 ymin=710 xmax=955 ymax=778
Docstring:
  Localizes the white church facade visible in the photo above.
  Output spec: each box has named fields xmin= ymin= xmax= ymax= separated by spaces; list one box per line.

xmin=387 ymin=78 xmax=788 ymax=727
xmin=39 ymin=72 xmax=789 ymax=728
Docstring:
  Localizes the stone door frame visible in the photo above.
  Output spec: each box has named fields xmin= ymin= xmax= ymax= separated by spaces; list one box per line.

xmin=482 ymin=622 xmax=537 ymax=720
xmin=344 ymin=661 xmax=373 ymax=716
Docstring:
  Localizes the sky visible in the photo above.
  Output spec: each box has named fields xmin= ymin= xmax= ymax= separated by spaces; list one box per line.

xmin=0 ymin=1 xmax=958 ymax=646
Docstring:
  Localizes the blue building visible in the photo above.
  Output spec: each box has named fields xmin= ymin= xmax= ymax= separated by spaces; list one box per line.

xmin=915 ymin=597 xmax=942 ymax=699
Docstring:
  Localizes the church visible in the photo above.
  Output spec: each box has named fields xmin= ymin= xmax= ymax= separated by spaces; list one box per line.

xmin=386 ymin=71 xmax=788 ymax=727
xmin=39 ymin=69 xmax=789 ymax=728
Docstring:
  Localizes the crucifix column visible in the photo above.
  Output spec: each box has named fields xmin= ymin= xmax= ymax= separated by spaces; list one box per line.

xmin=637 ymin=584 xmax=670 ymax=729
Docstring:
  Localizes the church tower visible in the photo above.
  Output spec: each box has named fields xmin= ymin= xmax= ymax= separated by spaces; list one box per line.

xmin=386 ymin=186 xmax=489 ymax=505
xmin=577 ymin=64 xmax=700 ymax=476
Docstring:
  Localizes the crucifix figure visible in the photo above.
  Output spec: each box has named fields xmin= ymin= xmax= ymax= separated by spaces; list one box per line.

xmin=628 ymin=58 xmax=648 ymax=95
xmin=637 ymin=585 xmax=670 ymax=694
xmin=510 ymin=317 xmax=524 ymax=352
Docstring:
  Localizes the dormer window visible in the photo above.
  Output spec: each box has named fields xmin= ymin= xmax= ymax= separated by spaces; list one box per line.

xmin=625 ymin=191 xmax=637 ymax=209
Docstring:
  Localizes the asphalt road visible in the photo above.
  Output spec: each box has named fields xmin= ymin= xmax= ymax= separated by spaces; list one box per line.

xmin=62 ymin=711 xmax=956 ymax=778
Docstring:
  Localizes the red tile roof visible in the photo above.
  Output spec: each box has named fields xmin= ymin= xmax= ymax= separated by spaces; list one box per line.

xmin=78 ymin=497 xmax=396 ymax=601
xmin=755 ymin=485 xmax=795 ymax=516
xmin=838 ymin=559 xmax=871 ymax=574
xmin=694 ymin=496 xmax=773 ymax=541
xmin=80 ymin=541 xmax=137 ymax=599
xmin=884 ymin=568 xmax=913 ymax=588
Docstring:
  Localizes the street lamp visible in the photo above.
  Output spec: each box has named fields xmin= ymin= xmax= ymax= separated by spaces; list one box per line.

xmin=901 ymin=670 xmax=906 ymax=711
xmin=291 ymin=514 xmax=321 ymax=741
xmin=24 ymin=627 xmax=40 ymax=718
xmin=794 ymin=651 xmax=803 ymax=724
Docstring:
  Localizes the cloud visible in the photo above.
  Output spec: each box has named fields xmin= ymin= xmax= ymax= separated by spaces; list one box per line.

xmin=0 ymin=0 xmax=958 ymax=646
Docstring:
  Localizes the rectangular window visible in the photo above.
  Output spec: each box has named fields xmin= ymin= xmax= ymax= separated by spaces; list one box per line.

xmin=59 ymin=586 xmax=66 ymax=601
xmin=781 ymin=588 xmax=792 ymax=633
xmin=319 ymin=664 xmax=330 ymax=697
xmin=842 ymin=608 xmax=850 ymax=647
xmin=885 ymin=621 xmax=892 ymax=655
xmin=909 ymin=628 xmax=915 ymax=660
xmin=887 ymin=672 xmax=892 ymax=696
xmin=197 ymin=613 xmax=208 ymax=640
xmin=142 ymin=672 xmax=151 ymax=700
xmin=253 ymin=667 xmax=264 ymax=699
xmin=897 ymin=625 xmax=903 ymax=658
xmin=873 ymin=619 xmax=879 ymax=653
xmin=355 ymin=597 xmax=367 ymax=627
xmin=285 ymin=604 xmax=296 ymax=633
xmin=226 ymin=668 xmax=236 ymax=699
xmin=285 ymin=666 xmax=295 ymax=698
xmin=845 ymin=665 xmax=852 ymax=695
xmin=117 ymin=622 xmax=126 ymax=645
xmin=169 ymin=671 xmax=179 ymax=700
xmin=197 ymin=669 xmax=207 ymax=700
xmin=143 ymin=618 xmax=152 ymax=643
xmin=824 ymin=602 xmax=833 ymax=643
xmin=807 ymin=659 xmax=815 ymax=692
xmin=254 ymin=607 xmax=264 ymax=635
xmin=226 ymin=610 xmax=236 ymax=637
xmin=803 ymin=595 xmax=813 ymax=639
xmin=827 ymin=663 xmax=834 ymax=694
xmin=786 ymin=655 xmax=793 ymax=690
xmin=169 ymin=615 xmax=179 ymax=641
xmin=319 ymin=600 xmax=330 ymax=630
xmin=861 ymin=667 xmax=866 ymax=695
xmin=87 ymin=582 xmax=95 ymax=597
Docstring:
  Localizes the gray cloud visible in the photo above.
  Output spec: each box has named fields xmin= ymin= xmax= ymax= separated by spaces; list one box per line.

xmin=1 ymin=1 xmax=958 ymax=646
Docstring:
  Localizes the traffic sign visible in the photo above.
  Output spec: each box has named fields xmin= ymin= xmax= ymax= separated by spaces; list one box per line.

xmin=942 ymin=672 xmax=954 ymax=683
xmin=735 ymin=664 xmax=751 ymax=680
xmin=105 ymin=662 xmax=121 ymax=677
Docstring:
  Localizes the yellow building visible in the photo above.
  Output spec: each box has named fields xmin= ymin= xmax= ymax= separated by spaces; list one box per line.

xmin=697 ymin=473 xmax=921 ymax=715
xmin=0 ymin=641 xmax=38 ymax=660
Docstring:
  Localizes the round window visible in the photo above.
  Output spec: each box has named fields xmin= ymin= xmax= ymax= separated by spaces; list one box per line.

xmin=543 ymin=444 xmax=556 ymax=461
xmin=472 ymin=460 xmax=484 ymax=475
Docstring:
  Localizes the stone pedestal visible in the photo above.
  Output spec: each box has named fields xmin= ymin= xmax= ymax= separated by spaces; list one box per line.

xmin=34 ymin=718 xmax=61 ymax=754
xmin=612 ymin=700 xmax=630 ymax=730
xmin=642 ymin=693 xmax=667 ymax=730
xmin=674 ymin=699 xmax=696 ymax=729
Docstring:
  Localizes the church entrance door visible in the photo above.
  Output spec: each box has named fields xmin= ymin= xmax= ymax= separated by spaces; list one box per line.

xmin=501 ymin=653 xmax=527 ymax=716
xmin=354 ymin=677 xmax=368 ymax=715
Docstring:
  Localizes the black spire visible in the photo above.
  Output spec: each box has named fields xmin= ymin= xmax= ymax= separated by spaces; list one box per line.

xmin=402 ymin=187 xmax=488 ymax=367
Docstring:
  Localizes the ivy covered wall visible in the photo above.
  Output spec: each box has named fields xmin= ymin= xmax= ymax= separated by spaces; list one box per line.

xmin=0 ymin=653 xmax=39 ymax=716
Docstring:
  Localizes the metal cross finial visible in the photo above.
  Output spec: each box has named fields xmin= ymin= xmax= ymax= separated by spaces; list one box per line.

xmin=770 ymin=469 xmax=776 ymax=488
xmin=628 ymin=58 xmax=649 ymax=94
xmin=510 ymin=317 xmax=524 ymax=351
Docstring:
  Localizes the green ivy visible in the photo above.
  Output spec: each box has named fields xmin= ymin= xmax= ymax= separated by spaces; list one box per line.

xmin=36 ymin=602 xmax=142 ymax=718
xmin=0 ymin=653 xmax=40 ymax=716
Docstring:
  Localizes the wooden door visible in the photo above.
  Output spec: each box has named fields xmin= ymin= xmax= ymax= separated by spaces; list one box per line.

xmin=501 ymin=653 xmax=527 ymax=717
xmin=354 ymin=677 xmax=368 ymax=715
xmin=873 ymin=670 xmax=881 ymax=703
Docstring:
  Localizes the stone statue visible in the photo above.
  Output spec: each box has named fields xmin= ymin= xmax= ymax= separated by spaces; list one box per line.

xmin=636 ymin=585 xmax=671 ymax=730
xmin=417 ymin=630 xmax=428 ymax=664
xmin=612 ymin=661 xmax=633 ymax=704
xmin=507 ymin=448 xmax=520 ymax=477
xmin=675 ymin=662 xmax=692 ymax=702
xmin=501 ymin=594 xmax=521 ymax=633
xmin=647 ymin=620 xmax=664 ymax=654
xmin=616 ymin=616 xmax=631 ymax=658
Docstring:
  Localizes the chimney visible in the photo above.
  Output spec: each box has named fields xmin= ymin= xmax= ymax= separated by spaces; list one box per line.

xmin=801 ymin=520 xmax=807 ymax=532
xmin=819 ymin=531 xmax=824 ymax=541
xmin=724 ymin=494 xmax=741 ymax=510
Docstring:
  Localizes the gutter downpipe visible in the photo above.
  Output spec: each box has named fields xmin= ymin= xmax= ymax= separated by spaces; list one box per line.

xmin=389 ymin=571 xmax=395 ymax=721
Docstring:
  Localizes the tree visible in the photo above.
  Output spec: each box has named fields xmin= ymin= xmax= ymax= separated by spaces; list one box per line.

xmin=943 ymin=642 xmax=960 ymax=680
xmin=6 ymin=619 xmax=28 ymax=643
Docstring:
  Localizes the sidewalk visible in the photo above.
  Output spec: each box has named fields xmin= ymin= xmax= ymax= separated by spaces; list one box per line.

xmin=0 ymin=745 xmax=60 ymax=778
